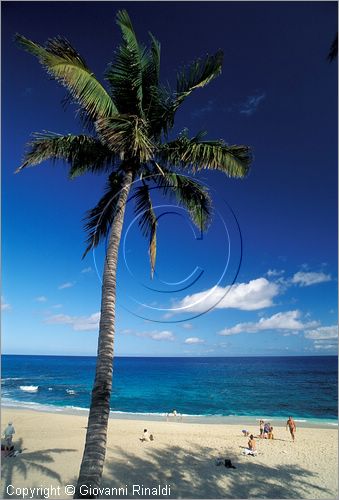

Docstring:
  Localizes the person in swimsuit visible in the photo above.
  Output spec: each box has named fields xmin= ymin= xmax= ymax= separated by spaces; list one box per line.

xmin=243 ymin=434 xmax=257 ymax=456
xmin=263 ymin=422 xmax=270 ymax=438
xmin=259 ymin=420 xmax=264 ymax=438
xmin=286 ymin=416 xmax=296 ymax=441
xmin=248 ymin=434 xmax=256 ymax=451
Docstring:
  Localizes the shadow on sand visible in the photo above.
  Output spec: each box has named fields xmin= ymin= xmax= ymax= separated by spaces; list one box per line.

xmin=98 ymin=442 xmax=331 ymax=499
xmin=67 ymin=442 xmax=333 ymax=499
xmin=1 ymin=438 xmax=76 ymax=499
xmin=2 ymin=440 xmax=334 ymax=499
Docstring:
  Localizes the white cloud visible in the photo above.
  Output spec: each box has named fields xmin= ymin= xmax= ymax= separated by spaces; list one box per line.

xmin=142 ymin=330 xmax=175 ymax=341
xmin=1 ymin=296 xmax=11 ymax=311
xmin=184 ymin=337 xmax=205 ymax=344
xmin=81 ymin=267 xmax=92 ymax=274
xmin=239 ymin=92 xmax=266 ymax=116
xmin=282 ymin=331 xmax=300 ymax=337
xmin=219 ymin=310 xmax=317 ymax=336
xmin=266 ymin=269 xmax=285 ymax=277
xmin=303 ymin=325 xmax=338 ymax=351
xmin=52 ymin=304 xmax=63 ymax=309
xmin=58 ymin=282 xmax=76 ymax=290
xmin=120 ymin=328 xmax=133 ymax=335
xmin=162 ymin=312 xmax=174 ymax=319
xmin=182 ymin=323 xmax=193 ymax=330
xmin=35 ymin=296 xmax=47 ymax=302
xmin=45 ymin=312 xmax=100 ymax=331
xmin=313 ymin=341 xmax=337 ymax=350
xmin=291 ymin=271 xmax=331 ymax=287
xmin=119 ymin=328 xmax=175 ymax=341
xmin=175 ymin=278 xmax=279 ymax=313
xmin=304 ymin=325 xmax=338 ymax=340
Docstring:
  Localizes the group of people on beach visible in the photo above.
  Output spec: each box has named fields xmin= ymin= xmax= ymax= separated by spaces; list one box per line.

xmin=258 ymin=416 xmax=296 ymax=441
xmin=241 ymin=416 xmax=297 ymax=457
xmin=259 ymin=420 xmax=274 ymax=439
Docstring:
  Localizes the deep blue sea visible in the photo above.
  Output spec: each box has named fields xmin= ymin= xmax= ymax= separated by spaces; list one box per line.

xmin=1 ymin=355 xmax=338 ymax=422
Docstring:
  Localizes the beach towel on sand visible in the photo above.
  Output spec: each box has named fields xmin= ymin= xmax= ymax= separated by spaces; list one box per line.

xmin=242 ymin=448 xmax=257 ymax=456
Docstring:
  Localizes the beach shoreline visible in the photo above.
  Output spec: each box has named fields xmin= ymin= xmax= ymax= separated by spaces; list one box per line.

xmin=1 ymin=407 xmax=338 ymax=499
xmin=2 ymin=399 xmax=338 ymax=429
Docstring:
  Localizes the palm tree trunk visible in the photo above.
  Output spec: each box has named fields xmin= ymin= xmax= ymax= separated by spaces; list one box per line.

xmin=74 ymin=168 xmax=133 ymax=498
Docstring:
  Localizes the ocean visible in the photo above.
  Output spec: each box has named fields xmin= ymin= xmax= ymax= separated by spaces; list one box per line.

xmin=1 ymin=355 xmax=338 ymax=423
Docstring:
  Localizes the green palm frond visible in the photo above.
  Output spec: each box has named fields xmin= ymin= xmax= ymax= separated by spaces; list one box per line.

xmin=147 ymin=51 xmax=223 ymax=138
xmin=83 ymin=172 xmax=124 ymax=257
xmin=159 ymin=131 xmax=252 ymax=178
xmin=142 ymin=33 xmax=161 ymax=112
xmin=16 ymin=34 xmax=117 ymax=122
xmin=95 ymin=115 xmax=154 ymax=162
xmin=134 ymin=184 xmax=157 ymax=278
xmin=16 ymin=132 xmax=115 ymax=178
xmin=175 ymin=50 xmax=223 ymax=106
xmin=148 ymin=33 xmax=161 ymax=85
xmin=151 ymin=167 xmax=212 ymax=231
xmin=146 ymin=85 xmax=176 ymax=139
xmin=105 ymin=10 xmax=148 ymax=116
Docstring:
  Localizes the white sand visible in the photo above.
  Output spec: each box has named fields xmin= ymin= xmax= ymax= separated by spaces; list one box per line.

xmin=1 ymin=408 xmax=337 ymax=499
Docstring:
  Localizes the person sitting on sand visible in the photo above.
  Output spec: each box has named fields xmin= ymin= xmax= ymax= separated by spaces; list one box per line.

xmin=140 ymin=429 xmax=154 ymax=442
xmin=248 ymin=434 xmax=256 ymax=451
xmin=242 ymin=429 xmax=249 ymax=437
xmin=286 ymin=416 xmax=296 ymax=442
xmin=140 ymin=429 xmax=150 ymax=441
xmin=243 ymin=434 xmax=257 ymax=456
xmin=3 ymin=422 xmax=15 ymax=451
xmin=268 ymin=426 xmax=274 ymax=439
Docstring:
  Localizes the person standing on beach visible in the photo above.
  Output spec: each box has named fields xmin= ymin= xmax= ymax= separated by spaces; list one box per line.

xmin=286 ymin=416 xmax=296 ymax=441
xmin=3 ymin=422 xmax=15 ymax=451
xmin=263 ymin=422 xmax=270 ymax=438
xmin=259 ymin=420 xmax=264 ymax=438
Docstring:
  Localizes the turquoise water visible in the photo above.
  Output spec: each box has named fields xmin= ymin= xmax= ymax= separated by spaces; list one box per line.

xmin=2 ymin=355 xmax=337 ymax=421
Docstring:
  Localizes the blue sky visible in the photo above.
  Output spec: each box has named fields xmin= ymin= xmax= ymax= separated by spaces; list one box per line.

xmin=2 ymin=1 xmax=338 ymax=356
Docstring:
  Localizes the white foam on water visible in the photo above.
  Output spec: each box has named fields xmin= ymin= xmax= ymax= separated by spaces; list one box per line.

xmin=64 ymin=406 xmax=88 ymax=412
xmin=19 ymin=385 xmax=39 ymax=392
xmin=2 ymin=398 xmax=63 ymax=412
xmin=2 ymin=378 xmax=24 ymax=381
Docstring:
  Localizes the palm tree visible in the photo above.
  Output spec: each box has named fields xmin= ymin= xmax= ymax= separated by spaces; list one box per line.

xmin=16 ymin=10 xmax=252 ymax=497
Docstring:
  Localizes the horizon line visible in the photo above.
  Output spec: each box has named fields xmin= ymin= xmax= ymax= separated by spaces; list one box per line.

xmin=2 ymin=353 xmax=338 ymax=358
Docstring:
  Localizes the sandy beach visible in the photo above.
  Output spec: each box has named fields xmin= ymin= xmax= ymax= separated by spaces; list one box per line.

xmin=1 ymin=408 xmax=337 ymax=499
